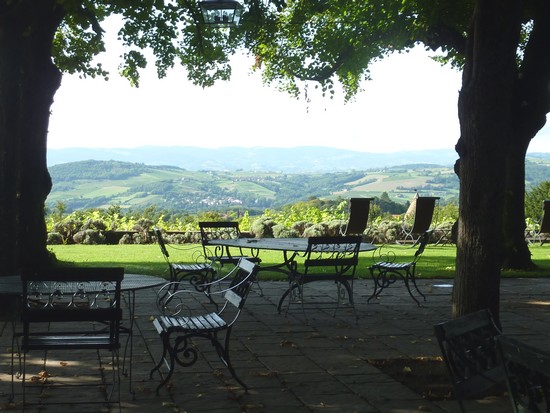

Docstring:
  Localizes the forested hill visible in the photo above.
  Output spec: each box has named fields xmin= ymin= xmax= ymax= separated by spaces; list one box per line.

xmin=47 ymin=146 xmax=459 ymax=172
xmin=51 ymin=160 xmax=157 ymax=181
xmin=47 ymin=158 xmax=550 ymax=213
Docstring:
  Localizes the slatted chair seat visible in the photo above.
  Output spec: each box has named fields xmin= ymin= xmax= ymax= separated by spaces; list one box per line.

xmin=24 ymin=335 xmax=118 ymax=350
xmin=150 ymin=258 xmax=259 ymax=395
xmin=368 ymin=230 xmax=432 ymax=305
xmin=170 ymin=262 xmax=211 ymax=273
xmin=155 ymin=312 xmax=227 ymax=332
xmin=372 ymin=261 xmax=410 ymax=271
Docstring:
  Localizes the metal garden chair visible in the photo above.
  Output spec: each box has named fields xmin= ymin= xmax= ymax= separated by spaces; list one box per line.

xmin=149 ymin=258 xmax=259 ymax=394
xmin=278 ymin=235 xmax=362 ymax=322
xmin=154 ymin=227 xmax=216 ymax=287
xmin=434 ymin=309 xmax=505 ymax=413
xmin=198 ymin=221 xmax=261 ymax=269
xmin=13 ymin=267 xmax=124 ymax=411
xmin=497 ymin=335 xmax=550 ymax=413
xmin=368 ymin=230 xmax=432 ymax=305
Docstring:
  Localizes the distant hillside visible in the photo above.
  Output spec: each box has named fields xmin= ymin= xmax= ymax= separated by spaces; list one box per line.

xmin=47 ymin=146 xmax=459 ymax=173
xmin=46 ymin=156 xmax=550 ymax=213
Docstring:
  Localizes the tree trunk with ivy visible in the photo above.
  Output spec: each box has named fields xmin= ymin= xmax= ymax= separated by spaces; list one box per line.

xmin=0 ymin=2 xmax=64 ymax=275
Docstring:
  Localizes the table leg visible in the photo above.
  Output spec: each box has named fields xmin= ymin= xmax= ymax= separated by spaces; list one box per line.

xmin=121 ymin=290 xmax=136 ymax=399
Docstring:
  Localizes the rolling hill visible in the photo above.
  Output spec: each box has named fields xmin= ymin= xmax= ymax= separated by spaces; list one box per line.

xmin=46 ymin=150 xmax=550 ymax=213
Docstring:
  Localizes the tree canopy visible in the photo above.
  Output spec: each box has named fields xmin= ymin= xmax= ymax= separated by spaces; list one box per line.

xmin=2 ymin=0 xmax=550 ymax=322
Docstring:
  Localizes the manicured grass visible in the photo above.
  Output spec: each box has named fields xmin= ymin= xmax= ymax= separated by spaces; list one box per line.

xmin=49 ymin=243 xmax=550 ymax=280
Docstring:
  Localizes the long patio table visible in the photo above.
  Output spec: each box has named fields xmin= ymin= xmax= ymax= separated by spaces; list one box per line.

xmin=209 ymin=237 xmax=377 ymax=311
xmin=209 ymin=237 xmax=376 ymax=267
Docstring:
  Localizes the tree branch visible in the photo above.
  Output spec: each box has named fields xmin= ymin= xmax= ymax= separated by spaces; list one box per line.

xmin=422 ymin=24 xmax=467 ymax=56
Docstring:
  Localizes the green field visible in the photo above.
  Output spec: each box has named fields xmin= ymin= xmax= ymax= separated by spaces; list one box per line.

xmin=49 ymin=243 xmax=550 ymax=280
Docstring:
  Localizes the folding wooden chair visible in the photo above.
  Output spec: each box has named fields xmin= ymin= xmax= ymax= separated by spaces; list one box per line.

xmin=341 ymin=198 xmax=373 ymax=237
xmin=399 ymin=196 xmax=440 ymax=245
xmin=527 ymin=199 xmax=550 ymax=245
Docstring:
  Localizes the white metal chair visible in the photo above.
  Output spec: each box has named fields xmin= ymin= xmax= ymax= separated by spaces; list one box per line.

xmin=150 ymin=258 xmax=259 ymax=394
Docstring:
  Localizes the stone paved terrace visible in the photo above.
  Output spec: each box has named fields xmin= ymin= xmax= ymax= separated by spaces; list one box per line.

xmin=1 ymin=277 xmax=549 ymax=412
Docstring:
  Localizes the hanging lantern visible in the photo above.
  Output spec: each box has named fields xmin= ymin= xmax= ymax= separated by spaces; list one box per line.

xmin=199 ymin=0 xmax=244 ymax=27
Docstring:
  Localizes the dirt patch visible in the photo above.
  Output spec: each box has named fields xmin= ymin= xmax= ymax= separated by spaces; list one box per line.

xmin=368 ymin=356 xmax=454 ymax=400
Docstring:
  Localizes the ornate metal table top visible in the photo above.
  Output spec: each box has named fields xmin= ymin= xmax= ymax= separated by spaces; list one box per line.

xmin=0 ymin=273 xmax=166 ymax=295
xmin=209 ymin=237 xmax=376 ymax=253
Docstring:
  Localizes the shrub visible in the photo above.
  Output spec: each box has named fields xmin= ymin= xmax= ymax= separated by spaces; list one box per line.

xmin=47 ymin=232 xmax=64 ymax=245
xmin=74 ymin=229 xmax=106 ymax=245
xmin=52 ymin=219 xmax=80 ymax=243
xmin=327 ymin=219 xmax=346 ymax=236
xmin=302 ymin=223 xmax=328 ymax=237
xmin=82 ymin=219 xmax=107 ymax=231
xmin=119 ymin=234 xmax=133 ymax=244
xmin=250 ymin=217 xmax=276 ymax=238
xmin=272 ymin=225 xmax=299 ymax=238
xmin=290 ymin=221 xmax=310 ymax=237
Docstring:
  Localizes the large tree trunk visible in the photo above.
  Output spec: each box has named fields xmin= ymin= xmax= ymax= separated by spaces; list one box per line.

xmin=0 ymin=2 xmax=64 ymax=275
xmin=453 ymin=0 xmax=522 ymax=324
xmin=501 ymin=136 xmax=536 ymax=270
xmin=502 ymin=1 xmax=550 ymax=270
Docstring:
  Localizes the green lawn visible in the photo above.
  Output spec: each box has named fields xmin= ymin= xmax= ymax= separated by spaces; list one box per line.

xmin=49 ymin=243 xmax=550 ymax=280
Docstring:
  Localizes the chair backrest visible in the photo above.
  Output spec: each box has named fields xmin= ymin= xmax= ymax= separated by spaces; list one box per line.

xmin=21 ymin=267 xmax=124 ymax=350
xmin=199 ymin=221 xmax=242 ymax=262
xmin=154 ymin=227 xmax=170 ymax=260
xmin=224 ymin=258 xmax=258 ymax=311
xmin=410 ymin=196 xmax=440 ymax=234
xmin=539 ymin=200 xmax=550 ymax=234
xmin=433 ymin=309 xmax=504 ymax=403
xmin=343 ymin=198 xmax=373 ymax=236
xmin=199 ymin=221 xmax=241 ymax=245
xmin=497 ymin=335 xmax=550 ymax=413
xmin=304 ymin=236 xmax=362 ymax=275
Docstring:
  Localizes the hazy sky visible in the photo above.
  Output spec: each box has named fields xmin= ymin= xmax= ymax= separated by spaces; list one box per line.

xmin=47 ymin=34 xmax=550 ymax=154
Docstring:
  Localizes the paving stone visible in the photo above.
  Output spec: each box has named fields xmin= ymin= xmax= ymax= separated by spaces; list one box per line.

xmin=2 ymin=278 xmax=548 ymax=412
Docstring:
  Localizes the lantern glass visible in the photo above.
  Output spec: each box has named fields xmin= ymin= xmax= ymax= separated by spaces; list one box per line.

xmin=199 ymin=0 xmax=243 ymax=27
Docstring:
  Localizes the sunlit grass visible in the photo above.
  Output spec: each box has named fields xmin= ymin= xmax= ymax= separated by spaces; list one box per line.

xmin=48 ymin=243 xmax=550 ymax=280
